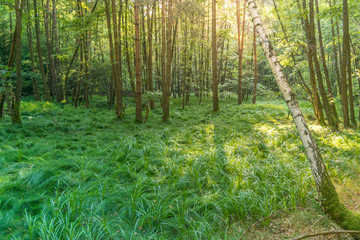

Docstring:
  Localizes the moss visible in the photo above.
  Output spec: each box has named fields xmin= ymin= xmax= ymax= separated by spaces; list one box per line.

xmin=320 ymin=178 xmax=360 ymax=236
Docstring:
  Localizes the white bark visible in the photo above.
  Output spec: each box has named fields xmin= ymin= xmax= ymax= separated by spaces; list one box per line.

xmin=247 ymin=0 xmax=360 ymax=231
xmin=247 ymin=0 xmax=327 ymax=190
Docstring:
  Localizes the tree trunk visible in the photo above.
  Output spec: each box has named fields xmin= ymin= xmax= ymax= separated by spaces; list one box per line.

xmin=236 ymin=0 xmax=246 ymax=105
xmin=33 ymin=0 xmax=51 ymax=101
xmin=340 ymin=0 xmax=350 ymax=128
xmin=52 ymin=0 xmax=63 ymax=100
xmin=315 ymin=0 xmax=338 ymax=129
xmin=13 ymin=0 xmax=25 ymax=124
xmin=330 ymin=18 xmax=341 ymax=96
xmin=182 ymin=18 xmax=187 ymax=110
xmin=44 ymin=0 xmax=59 ymax=101
xmin=212 ymin=0 xmax=219 ymax=112
xmin=347 ymin=50 xmax=356 ymax=127
xmin=162 ymin=0 xmax=174 ymax=121
xmin=124 ymin=0 xmax=135 ymax=93
xmin=308 ymin=0 xmax=333 ymax=127
xmin=0 ymin=12 xmax=20 ymax=119
xmin=147 ymin=3 xmax=155 ymax=109
xmin=252 ymin=25 xmax=257 ymax=104
xmin=248 ymin=0 xmax=360 ymax=233
xmin=104 ymin=0 xmax=116 ymax=109
xmin=299 ymin=0 xmax=324 ymax=125
xmin=111 ymin=0 xmax=124 ymax=118
xmin=135 ymin=0 xmax=142 ymax=123
xmin=25 ymin=0 xmax=41 ymax=101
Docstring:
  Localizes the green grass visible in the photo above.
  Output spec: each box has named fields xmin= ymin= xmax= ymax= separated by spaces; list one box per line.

xmin=0 ymin=96 xmax=359 ymax=239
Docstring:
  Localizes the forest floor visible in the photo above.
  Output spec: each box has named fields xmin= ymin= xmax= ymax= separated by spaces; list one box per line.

xmin=0 ymin=96 xmax=359 ymax=240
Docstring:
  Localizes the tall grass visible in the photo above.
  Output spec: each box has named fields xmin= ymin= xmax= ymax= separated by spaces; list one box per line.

xmin=0 ymin=97 xmax=358 ymax=239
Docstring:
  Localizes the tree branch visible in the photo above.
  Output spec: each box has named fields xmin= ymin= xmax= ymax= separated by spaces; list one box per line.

xmin=293 ymin=230 xmax=360 ymax=240
xmin=239 ymin=207 xmax=309 ymax=240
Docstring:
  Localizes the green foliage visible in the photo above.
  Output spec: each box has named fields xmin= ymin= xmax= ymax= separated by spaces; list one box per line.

xmin=0 ymin=98 xmax=359 ymax=239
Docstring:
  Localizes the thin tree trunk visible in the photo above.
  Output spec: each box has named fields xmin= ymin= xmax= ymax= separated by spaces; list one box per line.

xmin=33 ymin=0 xmax=50 ymax=101
xmin=111 ymin=0 xmax=124 ymax=118
xmin=330 ymin=18 xmax=341 ymax=96
xmin=74 ymin=42 xmax=83 ymax=108
xmin=25 ymin=0 xmax=41 ymax=101
xmin=135 ymin=0 xmax=142 ymax=122
xmin=299 ymin=0 xmax=324 ymax=125
xmin=147 ymin=3 xmax=155 ymax=109
xmin=141 ymin=6 xmax=147 ymax=94
xmin=212 ymin=0 xmax=219 ymax=112
xmin=347 ymin=50 xmax=356 ymax=126
xmin=249 ymin=0 xmax=360 ymax=232
xmin=182 ymin=19 xmax=187 ymax=110
xmin=0 ymin=16 xmax=20 ymax=119
xmin=308 ymin=0 xmax=333 ymax=127
xmin=236 ymin=0 xmax=246 ymax=105
xmin=52 ymin=0 xmax=63 ymax=101
xmin=44 ymin=0 xmax=59 ymax=101
xmin=340 ymin=0 xmax=350 ymax=128
xmin=252 ymin=25 xmax=258 ymax=104
xmin=163 ymin=0 xmax=174 ymax=121
xmin=315 ymin=0 xmax=338 ymax=129
xmin=124 ymin=0 xmax=135 ymax=93
xmin=84 ymin=35 xmax=90 ymax=108
xmin=186 ymin=23 xmax=192 ymax=104
xmin=13 ymin=0 xmax=25 ymax=124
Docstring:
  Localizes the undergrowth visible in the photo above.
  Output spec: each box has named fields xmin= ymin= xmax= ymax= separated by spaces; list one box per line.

xmin=0 ymin=96 xmax=359 ymax=239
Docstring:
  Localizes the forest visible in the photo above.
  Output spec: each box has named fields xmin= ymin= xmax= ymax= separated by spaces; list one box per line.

xmin=0 ymin=0 xmax=360 ymax=238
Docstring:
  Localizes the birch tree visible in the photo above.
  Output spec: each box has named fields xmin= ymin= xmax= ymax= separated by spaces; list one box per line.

xmin=248 ymin=0 xmax=360 ymax=231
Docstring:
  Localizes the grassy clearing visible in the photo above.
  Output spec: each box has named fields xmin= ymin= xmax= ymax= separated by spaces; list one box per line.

xmin=0 ymin=97 xmax=359 ymax=239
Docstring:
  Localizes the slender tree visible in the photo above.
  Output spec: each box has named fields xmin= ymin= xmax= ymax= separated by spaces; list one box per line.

xmin=252 ymin=25 xmax=257 ymax=104
xmin=147 ymin=2 xmax=155 ymax=109
xmin=135 ymin=0 xmax=142 ymax=122
xmin=249 ymin=0 xmax=360 ymax=231
xmin=13 ymin=0 xmax=26 ymax=124
xmin=33 ymin=0 xmax=50 ymax=101
xmin=212 ymin=0 xmax=219 ymax=112
xmin=25 ymin=0 xmax=41 ymax=101
xmin=315 ymin=0 xmax=338 ymax=129
xmin=340 ymin=0 xmax=350 ymax=128
xmin=236 ymin=0 xmax=246 ymax=105
xmin=308 ymin=0 xmax=333 ymax=127
xmin=44 ymin=0 xmax=59 ymax=101
xmin=111 ymin=0 xmax=124 ymax=118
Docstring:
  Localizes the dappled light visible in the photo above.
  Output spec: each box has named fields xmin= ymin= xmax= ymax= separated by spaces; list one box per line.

xmin=1 ymin=98 xmax=359 ymax=238
xmin=1 ymin=0 xmax=360 ymax=238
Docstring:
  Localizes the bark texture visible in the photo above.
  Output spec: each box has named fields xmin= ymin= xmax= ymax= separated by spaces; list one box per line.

xmin=135 ymin=0 xmax=142 ymax=122
xmin=212 ymin=0 xmax=219 ymax=112
xmin=248 ymin=0 xmax=360 ymax=232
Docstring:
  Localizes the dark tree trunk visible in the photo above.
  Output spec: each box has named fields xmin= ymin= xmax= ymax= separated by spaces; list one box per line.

xmin=147 ymin=3 xmax=155 ymax=109
xmin=25 ymin=0 xmax=41 ymax=101
xmin=33 ymin=0 xmax=51 ymax=101
xmin=299 ymin=0 xmax=324 ymax=125
xmin=44 ymin=0 xmax=59 ymax=101
xmin=236 ymin=0 xmax=246 ymax=105
xmin=252 ymin=25 xmax=258 ymax=104
xmin=111 ymin=0 xmax=124 ymax=118
xmin=13 ymin=0 xmax=25 ymax=124
xmin=212 ymin=0 xmax=219 ymax=112
xmin=308 ymin=0 xmax=333 ymax=127
xmin=340 ymin=0 xmax=350 ymax=128
xmin=162 ymin=0 xmax=174 ymax=121
xmin=315 ymin=0 xmax=338 ymax=129
xmin=124 ymin=0 xmax=135 ymax=93
xmin=135 ymin=0 xmax=142 ymax=122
